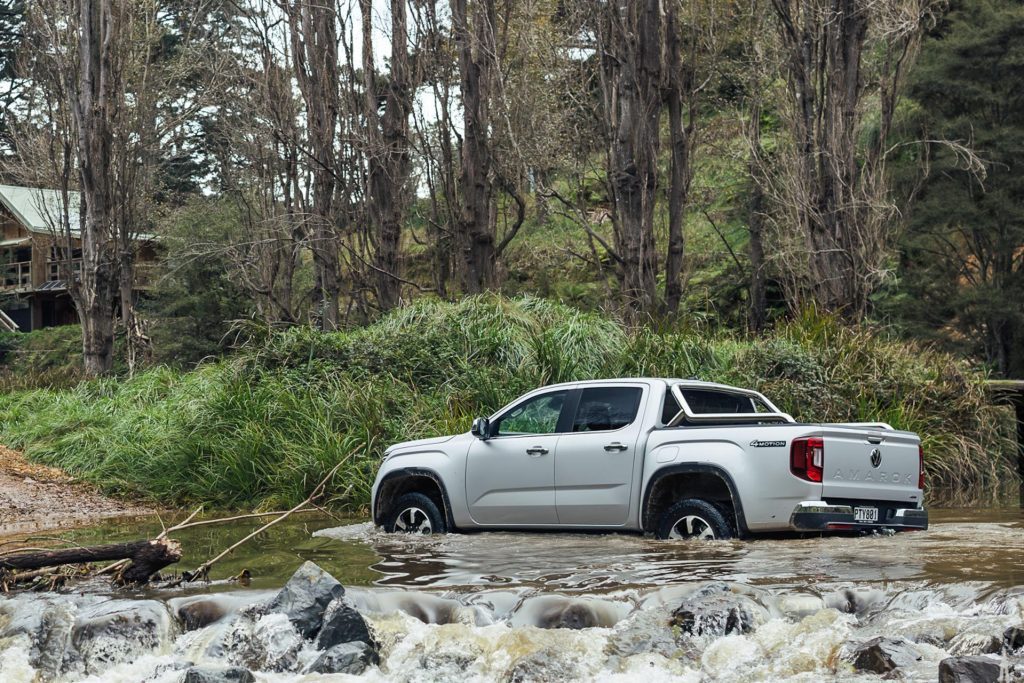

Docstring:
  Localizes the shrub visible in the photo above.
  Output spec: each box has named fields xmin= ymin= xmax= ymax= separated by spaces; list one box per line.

xmin=0 ymin=296 xmax=1014 ymax=509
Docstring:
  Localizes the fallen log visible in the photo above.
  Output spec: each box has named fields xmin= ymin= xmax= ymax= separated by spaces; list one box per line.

xmin=0 ymin=538 xmax=181 ymax=585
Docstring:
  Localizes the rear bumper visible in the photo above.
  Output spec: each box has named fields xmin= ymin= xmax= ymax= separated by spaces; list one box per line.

xmin=789 ymin=501 xmax=928 ymax=532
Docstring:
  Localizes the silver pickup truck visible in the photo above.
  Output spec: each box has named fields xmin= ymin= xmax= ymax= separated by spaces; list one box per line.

xmin=370 ymin=378 xmax=927 ymax=539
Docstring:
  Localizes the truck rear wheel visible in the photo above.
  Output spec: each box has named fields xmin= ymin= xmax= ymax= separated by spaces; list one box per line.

xmin=656 ymin=498 xmax=733 ymax=540
xmin=384 ymin=492 xmax=448 ymax=535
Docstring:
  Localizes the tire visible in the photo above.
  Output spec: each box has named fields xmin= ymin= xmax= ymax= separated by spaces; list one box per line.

xmin=384 ymin=492 xmax=448 ymax=535
xmin=655 ymin=498 xmax=734 ymax=540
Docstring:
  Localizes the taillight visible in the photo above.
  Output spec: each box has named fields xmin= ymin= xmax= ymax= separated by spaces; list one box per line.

xmin=918 ymin=443 xmax=925 ymax=490
xmin=791 ymin=436 xmax=824 ymax=482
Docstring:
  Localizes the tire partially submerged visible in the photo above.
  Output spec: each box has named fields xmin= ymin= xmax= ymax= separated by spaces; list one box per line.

xmin=656 ymin=498 xmax=734 ymax=540
xmin=384 ymin=492 xmax=447 ymax=535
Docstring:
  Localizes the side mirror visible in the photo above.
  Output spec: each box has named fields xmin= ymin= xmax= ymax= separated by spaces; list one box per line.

xmin=470 ymin=417 xmax=490 ymax=440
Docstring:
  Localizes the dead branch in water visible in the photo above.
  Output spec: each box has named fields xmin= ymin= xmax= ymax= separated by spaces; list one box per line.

xmin=0 ymin=538 xmax=182 ymax=586
xmin=179 ymin=460 xmax=346 ymax=584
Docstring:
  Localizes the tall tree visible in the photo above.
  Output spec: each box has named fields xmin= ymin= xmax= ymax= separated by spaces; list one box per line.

xmin=766 ymin=0 xmax=940 ymax=316
xmin=281 ymin=0 xmax=342 ymax=329
xmin=890 ymin=0 xmax=1024 ymax=377
xmin=361 ymin=0 xmax=414 ymax=311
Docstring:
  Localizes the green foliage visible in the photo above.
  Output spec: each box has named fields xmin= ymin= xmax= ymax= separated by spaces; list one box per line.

xmin=143 ymin=197 xmax=253 ymax=367
xmin=0 ymin=325 xmax=85 ymax=391
xmin=884 ymin=0 xmax=1024 ymax=378
xmin=0 ymin=296 xmax=1013 ymax=510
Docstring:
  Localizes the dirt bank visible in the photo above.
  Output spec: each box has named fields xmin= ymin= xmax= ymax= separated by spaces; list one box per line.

xmin=0 ymin=445 xmax=155 ymax=537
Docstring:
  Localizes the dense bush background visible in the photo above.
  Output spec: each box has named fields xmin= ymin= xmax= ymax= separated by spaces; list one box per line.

xmin=0 ymin=296 xmax=1014 ymax=510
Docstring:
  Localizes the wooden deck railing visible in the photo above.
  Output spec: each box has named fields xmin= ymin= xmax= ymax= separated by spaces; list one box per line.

xmin=1 ymin=257 xmax=154 ymax=292
xmin=1 ymin=260 xmax=32 ymax=291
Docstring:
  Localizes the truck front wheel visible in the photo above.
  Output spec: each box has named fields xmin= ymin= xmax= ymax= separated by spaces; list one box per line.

xmin=656 ymin=498 xmax=734 ymax=540
xmin=384 ymin=492 xmax=448 ymax=535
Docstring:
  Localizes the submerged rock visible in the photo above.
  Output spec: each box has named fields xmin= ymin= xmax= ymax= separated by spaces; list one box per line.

xmin=0 ymin=595 xmax=77 ymax=678
xmin=1005 ymin=625 xmax=1024 ymax=653
xmin=506 ymin=647 xmax=582 ymax=683
xmin=314 ymin=595 xmax=374 ymax=650
xmin=670 ymin=582 xmax=767 ymax=637
xmin=938 ymin=655 xmax=1002 ymax=683
xmin=847 ymin=637 xmax=922 ymax=675
xmin=176 ymin=599 xmax=229 ymax=632
xmin=181 ymin=665 xmax=257 ymax=683
xmin=264 ymin=561 xmax=344 ymax=638
xmin=69 ymin=599 xmax=174 ymax=675
xmin=305 ymin=640 xmax=377 ymax=675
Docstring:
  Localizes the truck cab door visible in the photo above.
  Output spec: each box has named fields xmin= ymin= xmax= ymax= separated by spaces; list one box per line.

xmin=554 ymin=384 xmax=646 ymax=526
xmin=465 ymin=388 xmax=569 ymax=526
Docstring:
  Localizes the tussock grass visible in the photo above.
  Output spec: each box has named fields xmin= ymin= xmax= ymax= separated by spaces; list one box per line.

xmin=0 ymin=295 xmax=1015 ymax=510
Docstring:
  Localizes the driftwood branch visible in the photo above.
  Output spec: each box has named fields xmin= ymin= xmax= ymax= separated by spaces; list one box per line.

xmin=183 ymin=459 xmax=347 ymax=583
xmin=0 ymin=538 xmax=182 ymax=585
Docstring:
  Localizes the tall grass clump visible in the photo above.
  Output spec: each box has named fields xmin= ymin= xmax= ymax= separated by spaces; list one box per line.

xmin=0 ymin=295 xmax=1015 ymax=509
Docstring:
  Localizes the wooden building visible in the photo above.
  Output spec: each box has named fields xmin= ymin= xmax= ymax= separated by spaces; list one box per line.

xmin=0 ymin=184 xmax=156 ymax=332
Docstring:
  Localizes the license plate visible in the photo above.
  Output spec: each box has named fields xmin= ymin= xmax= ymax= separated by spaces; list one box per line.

xmin=854 ymin=507 xmax=878 ymax=523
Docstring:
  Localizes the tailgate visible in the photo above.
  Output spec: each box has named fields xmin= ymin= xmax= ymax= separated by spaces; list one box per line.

xmin=820 ymin=426 xmax=922 ymax=504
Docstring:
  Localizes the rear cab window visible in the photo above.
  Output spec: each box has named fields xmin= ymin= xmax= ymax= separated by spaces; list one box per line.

xmin=662 ymin=384 xmax=784 ymax=427
xmin=572 ymin=386 xmax=643 ymax=432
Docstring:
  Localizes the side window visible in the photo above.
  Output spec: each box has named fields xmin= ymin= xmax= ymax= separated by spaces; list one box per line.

xmin=493 ymin=390 xmax=568 ymax=436
xmin=572 ymin=386 xmax=642 ymax=432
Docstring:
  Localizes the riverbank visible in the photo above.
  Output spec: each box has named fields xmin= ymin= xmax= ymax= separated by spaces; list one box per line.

xmin=0 ymin=445 xmax=154 ymax=537
xmin=0 ymin=296 xmax=1016 ymax=510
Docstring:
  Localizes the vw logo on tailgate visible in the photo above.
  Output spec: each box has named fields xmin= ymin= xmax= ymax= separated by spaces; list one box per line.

xmin=869 ymin=448 xmax=882 ymax=468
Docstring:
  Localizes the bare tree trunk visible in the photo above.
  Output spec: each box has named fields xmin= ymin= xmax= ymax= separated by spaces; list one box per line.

xmin=748 ymin=166 xmax=768 ymax=332
xmin=601 ymin=0 xmax=662 ymax=317
xmin=72 ymin=0 xmax=120 ymax=376
xmin=284 ymin=0 xmax=340 ymax=330
xmin=453 ymin=0 xmax=497 ymax=293
xmin=662 ymin=2 xmax=694 ymax=316
xmin=363 ymin=0 xmax=413 ymax=311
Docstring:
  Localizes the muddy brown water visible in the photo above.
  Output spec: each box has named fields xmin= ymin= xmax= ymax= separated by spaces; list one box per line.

xmin=25 ymin=507 xmax=1023 ymax=594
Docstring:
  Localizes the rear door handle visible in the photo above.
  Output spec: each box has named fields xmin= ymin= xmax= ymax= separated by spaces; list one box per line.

xmin=526 ymin=446 xmax=549 ymax=456
xmin=604 ymin=442 xmax=628 ymax=452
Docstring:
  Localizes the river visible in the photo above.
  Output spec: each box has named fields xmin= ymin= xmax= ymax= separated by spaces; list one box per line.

xmin=1 ymin=508 xmax=1022 ymax=681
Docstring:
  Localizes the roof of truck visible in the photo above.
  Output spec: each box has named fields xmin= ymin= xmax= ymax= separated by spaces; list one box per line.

xmin=541 ymin=378 xmax=743 ymax=390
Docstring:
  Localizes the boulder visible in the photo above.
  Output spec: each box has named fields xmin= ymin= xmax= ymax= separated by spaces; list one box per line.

xmin=176 ymin=599 xmax=229 ymax=632
xmin=314 ymin=595 xmax=374 ymax=650
xmin=848 ymin=637 xmax=922 ymax=675
xmin=264 ymin=561 xmax=344 ymax=638
xmin=938 ymin=655 xmax=1002 ymax=683
xmin=506 ymin=647 xmax=581 ymax=683
xmin=670 ymin=583 xmax=767 ymax=638
xmin=305 ymin=641 xmax=378 ymax=675
xmin=0 ymin=595 xmax=76 ymax=678
xmin=69 ymin=599 xmax=174 ymax=675
xmin=1005 ymin=626 xmax=1024 ymax=653
xmin=181 ymin=666 xmax=256 ymax=683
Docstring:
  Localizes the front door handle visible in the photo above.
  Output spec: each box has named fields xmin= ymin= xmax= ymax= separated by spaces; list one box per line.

xmin=604 ymin=442 xmax=628 ymax=452
xmin=526 ymin=446 xmax=549 ymax=456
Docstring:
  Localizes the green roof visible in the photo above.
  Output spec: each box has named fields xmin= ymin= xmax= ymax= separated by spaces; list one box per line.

xmin=0 ymin=184 xmax=81 ymax=236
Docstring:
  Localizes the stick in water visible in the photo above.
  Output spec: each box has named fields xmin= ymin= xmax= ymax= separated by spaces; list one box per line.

xmin=184 ymin=459 xmax=348 ymax=582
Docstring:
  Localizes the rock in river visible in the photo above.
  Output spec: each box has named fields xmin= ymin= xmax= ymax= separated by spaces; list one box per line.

xmin=69 ymin=599 xmax=174 ymax=676
xmin=669 ymin=582 xmax=767 ymax=637
xmin=264 ymin=561 xmax=344 ymax=639
xmin=938 ymin=655 xmax=1003 ymax=683
xmin=182 ymin=665 xmax=257 ymax=683
xmin=305 ymin=640 xmax=377 ymax=675
xmin=848 ymin=637 xmax=922 ymax=675
xmin=1005 ymin=625 xmax=1024 ymax=653
xmin=314 ymin=595 xmax=375 ymax=650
